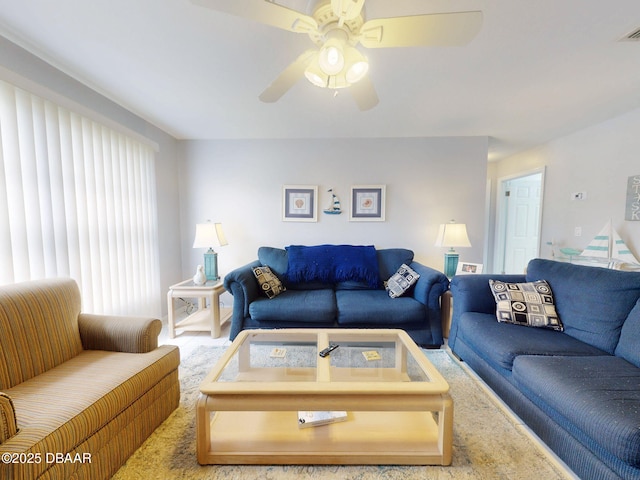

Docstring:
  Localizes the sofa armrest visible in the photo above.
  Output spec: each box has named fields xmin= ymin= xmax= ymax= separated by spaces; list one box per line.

xmin=223 ymin=260 xmax=262 ymax=339
xmin=448 ymin=273 xmax=526 ymax=349
xmin=408 ymin=261 xmax=450 ymax=307
xmin=0 ymin=392 xmax=18 ymax=445
xmin=405 ymin=262 xmax=450 ymax=345
xmin=78 ymin=314 xmax=162 ymax=353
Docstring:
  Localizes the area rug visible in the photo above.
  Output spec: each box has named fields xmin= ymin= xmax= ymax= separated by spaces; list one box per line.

xmin=113 ymin=346 xmax=572 ymax=480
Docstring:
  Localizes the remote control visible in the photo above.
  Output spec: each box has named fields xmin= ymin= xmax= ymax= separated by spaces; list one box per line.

xmin=319 ymin=344 xmax=339 ymax=357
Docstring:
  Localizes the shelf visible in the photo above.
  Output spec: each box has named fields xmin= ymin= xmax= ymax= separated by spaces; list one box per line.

xmin=173 ymin=307 xmax=232 ymax=333
xmin=202 ymin=410 xmax=444 ymax=465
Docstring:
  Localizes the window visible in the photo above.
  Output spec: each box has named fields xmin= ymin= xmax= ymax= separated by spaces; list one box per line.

xmin=0 ymin=78 xmax=160 ymax=316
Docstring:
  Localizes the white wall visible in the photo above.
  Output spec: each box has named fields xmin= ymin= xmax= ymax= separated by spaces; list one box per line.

xmin=0 ymin=35 xmax=183 ymax=315
xmin=492 ymin=106 xmax=640 ymax=262
xmin=178 ymin=136 xmax=489 ymax=279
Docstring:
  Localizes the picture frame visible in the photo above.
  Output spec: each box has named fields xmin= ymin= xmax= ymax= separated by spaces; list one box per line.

xmin=350 ymin=185 xmax=386 ymax=221
xmin=282 ymin=185 xmax=318 ymax=222
xmin=456 ymin=262 xmax=483 ymax=275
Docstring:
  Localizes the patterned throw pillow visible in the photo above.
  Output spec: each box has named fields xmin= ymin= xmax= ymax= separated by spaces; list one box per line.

xmin=386 ymin=264 xmax=420 ymax=298
xmin=253 ymin=266 xmax=286 ymax=299
xmin=489 ymin=279 xmax=563 ymax=331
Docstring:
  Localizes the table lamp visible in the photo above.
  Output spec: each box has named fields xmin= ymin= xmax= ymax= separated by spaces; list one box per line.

xmin=434 ymin=220 xmax=471 ymax=278
xmin=193 ymin=221 xmax=228 ymax=281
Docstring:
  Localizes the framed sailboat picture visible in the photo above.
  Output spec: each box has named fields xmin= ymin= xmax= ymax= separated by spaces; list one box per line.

xmin=350 ymin=185 xmax=386 ymax=221
xmin=282 ymin=185 xmax=318 ymax=222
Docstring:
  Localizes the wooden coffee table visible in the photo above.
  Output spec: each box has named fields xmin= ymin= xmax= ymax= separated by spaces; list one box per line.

xmin=196 ymin=328 xmax=453 ymax=465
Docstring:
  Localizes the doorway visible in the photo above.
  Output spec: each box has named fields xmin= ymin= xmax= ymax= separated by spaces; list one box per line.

xmin=494 ymin=169 xmax=545 ymax=274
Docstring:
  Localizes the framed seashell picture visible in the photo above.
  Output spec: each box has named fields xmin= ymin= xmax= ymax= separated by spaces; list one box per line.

xmin=350 ymin=185 xmax=386 ymax=221
xmin=282 ymin=185 xmax=318 ymax=222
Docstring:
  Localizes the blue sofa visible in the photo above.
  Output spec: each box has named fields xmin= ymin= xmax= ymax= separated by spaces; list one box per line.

xmin=449 ymin=258 xmax=640 ymax=480
xmin=223 ymin=245 xmax=450 ymax=347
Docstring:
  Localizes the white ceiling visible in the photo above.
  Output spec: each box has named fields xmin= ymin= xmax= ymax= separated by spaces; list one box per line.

xmin=1 ymin=0 xmax=640 ymax=161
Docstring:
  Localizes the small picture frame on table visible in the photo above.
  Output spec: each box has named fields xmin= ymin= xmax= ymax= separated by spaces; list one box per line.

xmin=456 ymin=262 xmax=483 ymax=275
xmin=350 ymin=185 xmax=386 ymax=221
xmin=282 ymin=185 xmax=318 ymax=222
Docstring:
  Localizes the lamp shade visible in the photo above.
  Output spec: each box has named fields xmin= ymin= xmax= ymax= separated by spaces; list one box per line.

xmin=193 ymin=222 xmax=228 ymax=249
xmin=434 ymin=222 xmax=471 ymax=249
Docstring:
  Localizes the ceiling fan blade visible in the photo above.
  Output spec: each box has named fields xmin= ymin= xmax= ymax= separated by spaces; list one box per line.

xmin=259 ymin=50 xmax=317 ymax=103
xmin=191 ymin=0 xmax=317 ymax=34
xmin=360 ymin=11 xmax=483 ymax=48
xmin=349 ymin=75 xmax=379 ymax=111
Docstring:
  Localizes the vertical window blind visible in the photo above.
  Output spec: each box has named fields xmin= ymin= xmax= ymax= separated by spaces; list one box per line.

xmin=0 ymin=78 xmax=161 ymax=317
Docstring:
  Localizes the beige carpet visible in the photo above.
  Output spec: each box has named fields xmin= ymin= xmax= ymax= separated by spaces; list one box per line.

xmin=113 ymin=346 xmax=573 ymax=480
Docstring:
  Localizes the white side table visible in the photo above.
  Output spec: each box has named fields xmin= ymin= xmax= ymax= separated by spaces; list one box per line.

xmin=167 ymin=279 xmax=232 ymax=339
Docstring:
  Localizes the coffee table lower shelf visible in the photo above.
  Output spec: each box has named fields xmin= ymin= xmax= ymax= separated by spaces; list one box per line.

xmin=198 ymin=409 xmax=450 ymax=465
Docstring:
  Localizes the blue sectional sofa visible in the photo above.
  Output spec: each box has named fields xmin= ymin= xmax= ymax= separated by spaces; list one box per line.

xmin=449 ymin=258 xmax=640 ymax=480
xmin=223 ymin=245 xmax=450 ymax=347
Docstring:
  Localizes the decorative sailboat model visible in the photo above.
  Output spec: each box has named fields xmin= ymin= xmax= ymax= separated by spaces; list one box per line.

xmin=323 ymin=188 xmax=342 ymax=215
xmin=579 ymin=220 xmax=640 ymax=270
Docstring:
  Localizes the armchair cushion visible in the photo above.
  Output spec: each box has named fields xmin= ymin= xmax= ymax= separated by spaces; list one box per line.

xmin=78 ymin=314 xmax=162 ymax=353
xmin=0 ymin=392 xmax=18 ymax=444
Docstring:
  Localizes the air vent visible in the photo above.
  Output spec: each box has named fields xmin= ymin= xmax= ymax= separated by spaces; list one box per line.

xmin=620 ymin=27 xmax=640 ymax=41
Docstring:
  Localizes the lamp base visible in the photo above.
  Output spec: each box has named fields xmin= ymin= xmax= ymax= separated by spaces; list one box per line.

xmin=443 ymin=252 xmax=459 ymax=278
xmin=203 ymin=249 xmax=219 ymax=281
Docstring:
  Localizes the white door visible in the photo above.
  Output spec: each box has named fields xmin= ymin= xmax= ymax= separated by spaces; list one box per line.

xmin=496 ymin=172 xmax=543 ymax=274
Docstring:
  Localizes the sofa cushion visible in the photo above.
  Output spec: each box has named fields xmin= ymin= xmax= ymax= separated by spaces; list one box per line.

xmin=3 ymin=347 xmax=179 ymax=464
xmin=285 ymin=245 xmax=380 ymax=288
xmin=615 ymin=298 xmax=640 ymax=368
xmin=376 ymin=248 xmax=414 ymax=280
xmin=526 ymin=258 xmax=640 ymax=354
xmin=0 ymin=278 xmax=84 ymax=390
xmin=252 ymin=266 xmax=286 ymax=299
xmin=249 ymin=289 xmax=337 ymax=323
xmin=456 ymin=312 xmax=607 ymax=370
xmin=386 ymin=264 xmax=420 ymax=298
xmin=257 ymin=246 xmax=288 ymax=277
xmin=512 ymin=355 xmax=640 ymax=467
xmin=336 ymin=290 xmax=425 ymax=325
xmin=257 ymin=246 xmax=326 ymax=290
xmin=489 ymin=279 xmax=563 ymax=331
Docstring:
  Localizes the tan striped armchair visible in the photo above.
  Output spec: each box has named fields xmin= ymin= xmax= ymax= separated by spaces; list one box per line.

xmin=0 ymin=278 xmax=180 ymax=480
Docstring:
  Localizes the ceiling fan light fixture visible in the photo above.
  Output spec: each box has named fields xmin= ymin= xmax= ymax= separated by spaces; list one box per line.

xmin=304 ymin=56 xmax=329 ymax=88
xmin=305 ymin=71 xmax=327 ymax=87
xmin=345 ymin=60 xmax=368 ymax=84
xmin=318 ymin=40 xmax=345 ymax=75
xmin=344 ymin=46 xmax=369 ymax=84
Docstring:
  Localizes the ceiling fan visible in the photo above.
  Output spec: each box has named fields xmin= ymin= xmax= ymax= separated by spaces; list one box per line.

xmin=192 ymin=0 xmax=483 ymax=111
